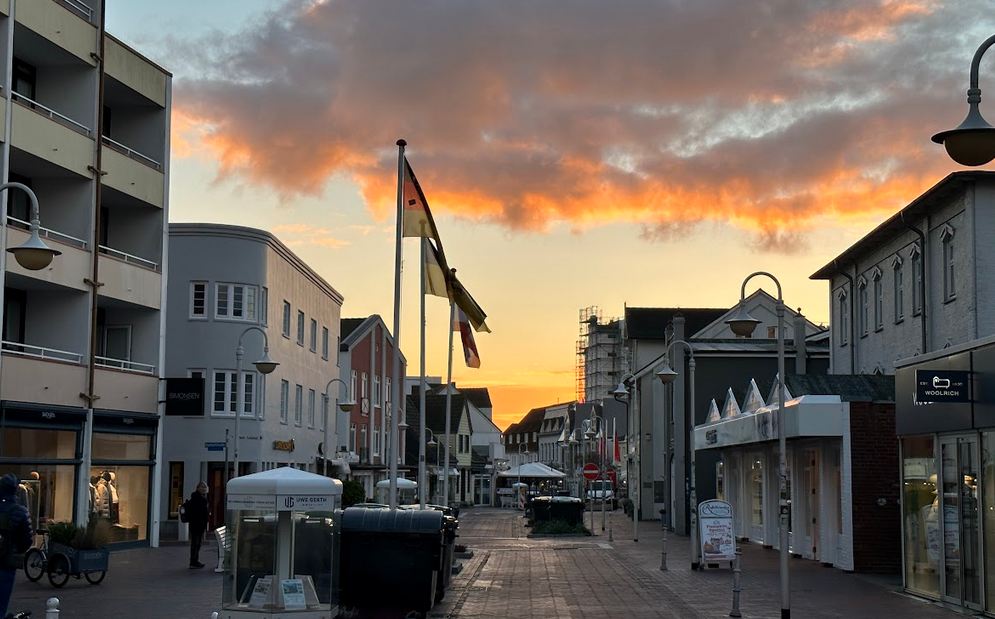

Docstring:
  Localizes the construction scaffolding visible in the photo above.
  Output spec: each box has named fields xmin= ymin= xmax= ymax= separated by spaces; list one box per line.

xmin=576 ymin=307 xmax=628 ymax=403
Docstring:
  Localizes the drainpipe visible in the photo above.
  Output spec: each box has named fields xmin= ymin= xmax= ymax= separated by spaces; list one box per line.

xmin=901 ymin=213 xmax=928 ymax=355
xmin=77 ymin=0 xmax=107 ymax=526
xmin=833 ymin=261 xmax=856 ymax=373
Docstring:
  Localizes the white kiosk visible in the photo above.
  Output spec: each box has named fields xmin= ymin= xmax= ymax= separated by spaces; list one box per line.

xmin=219 ymin=467 xmax=342 ymax=618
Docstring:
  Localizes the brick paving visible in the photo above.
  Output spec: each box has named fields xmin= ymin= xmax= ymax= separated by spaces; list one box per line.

xmin=4 ymin=508 xmax=968 ymax=619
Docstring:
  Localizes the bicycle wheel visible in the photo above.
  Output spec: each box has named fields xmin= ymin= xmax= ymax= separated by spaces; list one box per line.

xmin=84 ymin=570 xmax=105 ymax=585
xmin=47 ymin=553 xmax=70 ymax=588
xmin=23 ymin=548 xmax=45 ymax=582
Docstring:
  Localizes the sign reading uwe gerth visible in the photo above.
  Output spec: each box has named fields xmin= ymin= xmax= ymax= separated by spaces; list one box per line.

xmin=915 ymin=369 xmax=970 ymax=403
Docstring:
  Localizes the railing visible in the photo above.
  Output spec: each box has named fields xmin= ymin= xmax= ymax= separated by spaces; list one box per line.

xmin=95 ymin=356 xmax=155 ymax=375
xmin=101 ymin=136 xmax=163 ymax=171
xmin=1 ymin=341 xmax=84 ymax=364
xmin=98 ymin=245 xmax=159 ymax=271
xmin=6 ymin=216 xmax=88 ymax=249
xmin=10 ymin=92 xmax=91 ymax=137
xmin=55 ymin=0 xmax=93 ymax=21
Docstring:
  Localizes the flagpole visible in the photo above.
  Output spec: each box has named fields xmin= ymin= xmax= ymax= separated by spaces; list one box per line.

xmin=442 ymin=289 xmax=456 ymax=508
xmin=419 ymin=237 xmax=428 ymax=509
xmin=389 ymin=139 xmax=405 ymax=510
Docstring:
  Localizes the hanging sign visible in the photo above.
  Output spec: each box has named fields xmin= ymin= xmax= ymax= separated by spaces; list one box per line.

xmin=698 ymin=499 xmax=736 ymax=563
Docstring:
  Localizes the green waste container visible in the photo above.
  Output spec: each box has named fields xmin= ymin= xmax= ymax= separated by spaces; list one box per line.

xmin=548 ymin=496 xmax=584 ymax=526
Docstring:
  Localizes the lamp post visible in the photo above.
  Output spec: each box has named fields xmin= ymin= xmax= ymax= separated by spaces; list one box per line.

xmin=932 ymin=33 xmax=995 ymax=166
xmin=425 ymin=428 xmax=440 ymax=504
xmin=233 ymin=326 xmax=278 ymax=480
xmin=1 ymin=182 xmax=62 ymax=270
xmin=611 ymin=382 xmax=632 ymax=534
xmin=584 ymin=413 xmax=608 ymax=531
xmin=726 ymin=272 xmax=789 ymax=619
xmin=322 ymin=378 xmax=355 ymax=476
xmin=517 ymin=443 xmax=529 ymax=510
xmin=654 ymin=340 xmax=697 ymax=570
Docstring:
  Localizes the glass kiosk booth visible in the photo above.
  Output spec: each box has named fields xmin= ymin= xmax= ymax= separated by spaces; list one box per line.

xmin=219 ymin=467 xmax=343 ymax=618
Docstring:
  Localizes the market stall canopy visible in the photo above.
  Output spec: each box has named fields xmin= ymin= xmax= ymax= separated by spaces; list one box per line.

xmin=226 ymin=466 xmax=342 ymax=511
xmin=497 ymin=462 xmax=566 ymax=478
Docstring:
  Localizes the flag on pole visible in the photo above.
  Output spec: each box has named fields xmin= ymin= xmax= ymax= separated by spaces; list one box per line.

xmin=423 ymin=240 xmax=449 ymax=298
xmin=454 ymin=307 xmax=481 ymax=368
xmin=449 ymin=271 xmax=491 ymax=333
xmin=402 ymin=158 xmax=444 ymax=246
xmin=613 ymin=432 xmax=620 ymax=463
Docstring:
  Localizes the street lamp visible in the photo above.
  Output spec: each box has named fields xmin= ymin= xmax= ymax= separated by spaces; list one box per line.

xmin=932 ymin=33 xmax=995 ymax=166
xmin=613 ymin=375 xmax=639 ymax=542
xmin=2 ymin=182 xmax=61 ymax=270
xmin=322 ymin=378 xmax=355 ymax=476
xmin=425 ymin=428 xmax=441 ymax=504
xmin=233 ymin=326 xmax=278 ymax=479
xmin=654 ymin=340 xmax=697 ymax=570
xmin=516 ymin=443 xmax=529 ymax=510
xmin=583 ymin=414 xmax=607 ymax=532
xmin=727 ymin=272 xmax=790 ymax=619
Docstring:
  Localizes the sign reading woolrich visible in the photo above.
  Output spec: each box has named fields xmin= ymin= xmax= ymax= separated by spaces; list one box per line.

xmin=915 ymin=370 xmax=970 ymax=403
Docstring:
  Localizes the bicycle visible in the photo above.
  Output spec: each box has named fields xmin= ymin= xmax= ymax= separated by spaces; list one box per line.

xmin=23 ymin=528 xmax=106 ymax=587
xmin=4 ymin=611 xmax=31 ymax=619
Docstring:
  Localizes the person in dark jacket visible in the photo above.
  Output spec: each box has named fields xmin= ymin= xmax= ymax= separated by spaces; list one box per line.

xmin=0 ymin=473 xmax=33 ymax=615
xmin=186 ymin=482 xmax=210 ymax=569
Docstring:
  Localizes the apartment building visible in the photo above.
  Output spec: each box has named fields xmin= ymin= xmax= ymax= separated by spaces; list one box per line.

xmin=162 ymin=224 xmax=343 ymax=532
xmin=0 ymin=2 xmax=170 ymax=546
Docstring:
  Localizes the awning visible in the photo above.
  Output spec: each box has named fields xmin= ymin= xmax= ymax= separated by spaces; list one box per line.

xmin=694 ymin=395 xmax=845 ymax=451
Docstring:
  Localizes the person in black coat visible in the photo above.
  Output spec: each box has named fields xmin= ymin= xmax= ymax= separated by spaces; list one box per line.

xmin=0 ymin=473 xmax=33 ymax=615
xmin=186 ymin=481 xmax=210 ymax=568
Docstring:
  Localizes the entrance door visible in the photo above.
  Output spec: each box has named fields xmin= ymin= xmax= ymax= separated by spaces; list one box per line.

xmin=940 ymin=436 xmax=981 ymax=608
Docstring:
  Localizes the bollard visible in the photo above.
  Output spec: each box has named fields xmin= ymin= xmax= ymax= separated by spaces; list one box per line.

xmin=46 ymin=597 xmax=59 ymax=619
xmin=659 ymin=508 xmax=668 ymax=571
xmin=608 ymin=508 xmax=614 ymax=542
xmin=211 ymin=613 xmax=219 ymax=619
xmin=729 ymin=546 xmax=742 ymax=618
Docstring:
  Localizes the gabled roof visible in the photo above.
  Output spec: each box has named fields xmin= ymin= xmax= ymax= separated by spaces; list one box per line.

xmin=693 ymin=290 xmax=821 ymax=340
xmin=405 ymin=394 xmax=471 ymax=435
xmin=340 ymin=317 xmax=369 ymax=342
xmin=459 ymin=387 xmax=493 ymax=409
xmin=624 ymin=307 xmax=727 ymax=340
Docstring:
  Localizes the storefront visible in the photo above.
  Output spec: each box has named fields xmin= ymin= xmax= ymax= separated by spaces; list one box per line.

xmin=895 ymin=340 xmax=995 ymax=612
xmin=0 ymin=402 xmax=159 ymax=548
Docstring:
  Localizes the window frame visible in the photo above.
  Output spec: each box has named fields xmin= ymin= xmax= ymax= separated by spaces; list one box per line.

xmin=857 ymin=278 xmax=869 ymax=337
xmin=941 ymin=225 xmax=956 ymax=302
xmin=309 ymin=319 xmax=317 ymax=352
xmin=836 ymin=289 xmax=848 ymax=347
xmin=893 ymin=257 xmax=904 ymax=323
xmin=872 ymin=269 xmax=883 ymax=332
xmin=189 ymin=281 xmax=207 ymax=319
xmin=297 ymin=310 xmax=305 ymax=346
xmin=294 ymin=384 xmax=304 ymax=426
xmin=373 ymin=375 xmax=381 ymax=407
xmin=282 ymin=301 xmax=292 ymax=338
xmin=280 ymin=380 xmax=289 ymax=424
xmin=308 ymin=388 xmax=316 ymax=428
xmin=911 ymin=246 xmax=923 ymax=316
xmin=321 ymin=327 xmax=329 ymax=360
xmin=215 ymin=283 xmax=258 ymax=322
xmin=212 ymin=369 xmax=237 ymax=417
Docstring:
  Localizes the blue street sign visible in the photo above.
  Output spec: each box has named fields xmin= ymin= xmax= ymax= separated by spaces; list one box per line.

xmin=205 ymin=441 xmax=226 ymax=451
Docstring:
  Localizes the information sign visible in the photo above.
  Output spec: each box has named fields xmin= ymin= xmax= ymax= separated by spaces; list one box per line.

xmin=698 ymin=499 xmax=736 ymax=563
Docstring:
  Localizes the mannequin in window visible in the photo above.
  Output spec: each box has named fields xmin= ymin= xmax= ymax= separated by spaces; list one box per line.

xmin=89 ymin=476 xmax=100 ymax=516
xmin=95 ymin=474 xmax=110 ymax=519
xmin=101 ymin=471 xmax=119 ymax=524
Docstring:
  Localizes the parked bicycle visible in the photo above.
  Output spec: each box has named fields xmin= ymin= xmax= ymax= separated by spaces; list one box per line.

xmin=23 ymin=527 xmax=106 ymax=587
xmin=3 ymin=611 xmax=31 ymax=619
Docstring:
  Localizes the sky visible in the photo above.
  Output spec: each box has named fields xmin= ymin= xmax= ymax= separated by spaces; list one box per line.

xmin=106 ymin=0 xmax=995 ymax=430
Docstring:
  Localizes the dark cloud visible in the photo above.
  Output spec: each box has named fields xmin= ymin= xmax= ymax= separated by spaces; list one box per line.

xmin=168 ymin=0 xmax=993 ymax=245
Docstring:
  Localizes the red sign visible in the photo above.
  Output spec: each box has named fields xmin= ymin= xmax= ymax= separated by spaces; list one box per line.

xmin=583 ymin=463 xmax=600 ymax=480
xmin=605 ymin=468 xmax=617 ymax=483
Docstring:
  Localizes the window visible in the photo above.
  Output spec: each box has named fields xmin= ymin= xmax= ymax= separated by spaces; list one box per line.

xmin=836 ymin=290 xmax=848 ymax=346
xmin=12 ymin=58 xmax=36 ymax=100
xmin=215 ymin=283 xmax=257 ymax=321
xmin=280 ymin=380 xmax=289 ymax=423
xmin=373 ymin=376 xmax=381 ymax=407
xmin=385 ymin=377 xmax=392 ymax=406
xmin=362 ymin=373 xmax=369 ymax=400
xmin=294 ymin=384 xmax=303 ymax=426
xmin=309 ymin=319 xmax=317 ymax=352
xmin=308 ymin=389 xmax=316 ymax=428
xmin=893 ymin=257 xmax=904 ymax=322
xmin=282 ymin=302 xmax=291 ymax=338
xmin=857 ymin=277 xmax=868 ymax=336
xmin=349 ymin=423 xmax=357 ymax=452
xmin=374 ymin=425 xmax=381 ymax=456
xmin=351 ymin=371 xmax=358 ymax=405
xmin=212 ymin=370 xmax=237 ymax=416
xmin=360 ymin=425 xmax=368 ymax=457
xmin=190 ymin=282 xmax=207 ymax=318
xmin=320 ymin=395 xmax=327 ymax=431
xmin=941 ymin=225 xmax=955 ymax=301
xmin=321 ymin=327 xmax=329 ymax=360
xmin=260 ymin=287 xmax=268 ymax=326
xmin=297 ymin=311 xmax=305 ymax=345
xmin=872 ymin=269 xmax=883 ymax=331
xmin=258 ymin=375 xmax=266 ymax=420
xmin=241 ymin=372 xmax=254 ymax=418
xmin=911 ymin=246 xmax=923 ymax=315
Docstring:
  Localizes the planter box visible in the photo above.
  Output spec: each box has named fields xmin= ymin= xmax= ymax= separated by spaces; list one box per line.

xmin=50 ymin=542 xmax=109 ymax=573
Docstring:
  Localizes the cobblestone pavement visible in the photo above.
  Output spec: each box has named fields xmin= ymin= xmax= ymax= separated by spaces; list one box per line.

xmin=5 ymin=508 xmax=968 ymax=619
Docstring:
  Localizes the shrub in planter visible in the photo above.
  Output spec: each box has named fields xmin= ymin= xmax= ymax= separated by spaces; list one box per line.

xmin=530 ymin=519 xmax=591 ymax=536
xmin=48 ymin=518 xmax=111 ymax=550
xmin=341 ymin=480 xmax=366 ymax=508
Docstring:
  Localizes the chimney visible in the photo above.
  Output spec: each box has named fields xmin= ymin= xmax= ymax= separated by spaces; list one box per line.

xmin=794 ymin=308 xmax=807 ymax=375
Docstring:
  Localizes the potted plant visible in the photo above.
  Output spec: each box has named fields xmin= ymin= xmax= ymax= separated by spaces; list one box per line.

xmin=47 ymin=518 xmax=111 ymax=574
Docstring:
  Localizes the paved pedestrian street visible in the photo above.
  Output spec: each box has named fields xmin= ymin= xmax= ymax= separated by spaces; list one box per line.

xmin=7 ymin=508 xmax=965 ymax=619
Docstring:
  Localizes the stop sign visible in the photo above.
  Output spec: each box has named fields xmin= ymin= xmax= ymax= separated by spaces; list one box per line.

xmin=583 ymin=463 xmax=600 ymax=480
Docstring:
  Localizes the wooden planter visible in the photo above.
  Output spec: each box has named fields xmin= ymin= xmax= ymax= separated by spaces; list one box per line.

xmin=49 ymin=542 xmax=109 ymax=573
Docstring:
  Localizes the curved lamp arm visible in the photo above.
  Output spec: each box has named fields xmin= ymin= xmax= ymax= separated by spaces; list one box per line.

xmin=739 ymin=271 xmax=783 ymax=304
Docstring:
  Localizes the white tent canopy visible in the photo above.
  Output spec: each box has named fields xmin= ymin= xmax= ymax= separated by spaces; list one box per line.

xmin=226 ymin=466 xmax=342 ymax=511
xmin=376 ymin=477 xmax=418 ymax=489
xmin=497 ymin=462 xmax=566 ymax=479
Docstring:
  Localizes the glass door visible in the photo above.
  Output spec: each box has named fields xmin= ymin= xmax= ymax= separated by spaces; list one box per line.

xmin=940 ymin=436 xmax=981 ymax=608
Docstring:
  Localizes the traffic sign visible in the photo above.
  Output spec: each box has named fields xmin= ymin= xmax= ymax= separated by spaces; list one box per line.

xmin=605 ymin=468 xmax=617 ymax=483
xmin=583 ymin=463 xmax=600 ymax=480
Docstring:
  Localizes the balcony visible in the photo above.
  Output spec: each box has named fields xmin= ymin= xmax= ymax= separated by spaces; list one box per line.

xmin=10 ymin=96 xmax=93 ymax=177
xmin=98 ymin=248 xmax=162 ymax=310
xmin=102 ymin=146 xmax=164 ymax=208
xmin=4 ymin=224 xmax=90 ymax=292
xmin=93 ymin=364 xmax=158 ymax=414
xmin=102 ymin=136 xmax=162 ymax=171
xmin=104 ymin=36 xmax=168 ymax=109
xmin=0 ymin=344 xmax=87 ymax=408
xmin=15 ymin=0 xmax=98 ymax=65
xmin=55 ymin=0 xmax=93 ymax=22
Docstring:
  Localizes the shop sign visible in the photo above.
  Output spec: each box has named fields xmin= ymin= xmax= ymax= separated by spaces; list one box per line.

xmin=277 ymin=495 xmax=332 ymax=511
xmin=273 ymin=439 xmax=295 ymax=452
xmin=698 ymin=499 xmax=736 ymax=563
xmin=226 ymin=494 xmax=274 ymax=510
xmin=164 ymin=378 xmax=205 ymax=416
xmin=915 ymin=370 xmax=969 ymax=403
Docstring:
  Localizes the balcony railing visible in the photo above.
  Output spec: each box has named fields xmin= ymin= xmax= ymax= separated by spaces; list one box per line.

xmin=102 ymin=136 xmax=163 ymax=171
xmin=95 ymin=356 xmax=155 ymax=375
xmin=98 ymin=245 xmax=159 ymax=271
xmin=10 ymin=92 xmax=91 ymax=137
xmin=55 ymin=0 xmax=93 ymax=22
xmin=1 ymin=341 xmax=84 ymax=364
xmin=6 ymin=217 xmax=88 ymax=249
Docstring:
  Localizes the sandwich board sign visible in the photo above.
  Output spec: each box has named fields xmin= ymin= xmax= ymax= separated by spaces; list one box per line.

xmin=698 ymin=499 xmax=736 ymax=563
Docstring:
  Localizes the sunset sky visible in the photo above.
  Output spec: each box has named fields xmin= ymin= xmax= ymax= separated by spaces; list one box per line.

xmin=107 ymin=0 xmax=994 ymax=430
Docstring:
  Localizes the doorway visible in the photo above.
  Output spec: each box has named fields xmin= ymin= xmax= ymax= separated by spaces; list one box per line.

xmin=939 ymin=436 xmax=981 ymax=609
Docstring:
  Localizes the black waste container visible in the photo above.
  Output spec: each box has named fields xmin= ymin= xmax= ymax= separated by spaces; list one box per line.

xmin=530 ymin=496 xmax=552 ymax=523
xmin=437 ymin=514 xmax=459 ymax=601
xmin=548 ymin=496 xmax=584 ymax=526
xmin=340 ymin=507 xmax=445 ymax=613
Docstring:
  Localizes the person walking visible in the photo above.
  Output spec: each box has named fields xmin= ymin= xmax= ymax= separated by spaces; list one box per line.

xmin=185 ymin=481 xmax=210 ymax=569
xmin=0 ymin=474 xmax=33 ymax=616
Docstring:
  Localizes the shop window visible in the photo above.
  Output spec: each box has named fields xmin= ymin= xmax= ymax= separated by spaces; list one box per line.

xmin=0 ymin=464 xmax=76 ymax=536
xmin=902 ymin=436 xmax=939 ymax=597
xmin=751 ymin=456 xmax=764 ymax=529
xmin=92 ymin=433 xmax=151 ymax=460
xmin=89 ymin=466 xmax=149 ymax=543
xmin=168 ymin=462 xmax=184 ymax=519
xmin=983 ymin=431 xmax=995 ymax=612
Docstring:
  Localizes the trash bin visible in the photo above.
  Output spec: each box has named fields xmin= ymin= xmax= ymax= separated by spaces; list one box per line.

xmin=530 ymin=497 xmax=552 ymax=523
xmin=437 ymin=513 xmax=459 ymax=602
xmin=340 ymin=507 xmax=445 ymax=613
xmin=548 ymin=496 xmax=584 ymax=526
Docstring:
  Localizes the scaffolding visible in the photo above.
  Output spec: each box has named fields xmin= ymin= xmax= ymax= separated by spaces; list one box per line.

xmin=576 ymin=307 xmax=628 ymax=403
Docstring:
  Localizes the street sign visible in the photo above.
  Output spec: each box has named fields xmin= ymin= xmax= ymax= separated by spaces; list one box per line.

xmin=205 ymin=441 xmax=226 ymax=452
xmin=583 ymin=463 xmax=600 ymax=480
xmin=605 ymin=468 xmax=617 ymax=483
xmin=915 ymin=369 xmax=970 ymax=403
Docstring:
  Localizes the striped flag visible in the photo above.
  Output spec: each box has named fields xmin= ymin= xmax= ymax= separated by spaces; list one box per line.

xmin=402 ymin=158 xmax=444 ymax=247
xmin=454 ymin=307 xmax=481 ymax=368
xmin=423 ymin=240 xmax=449 ymax=298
